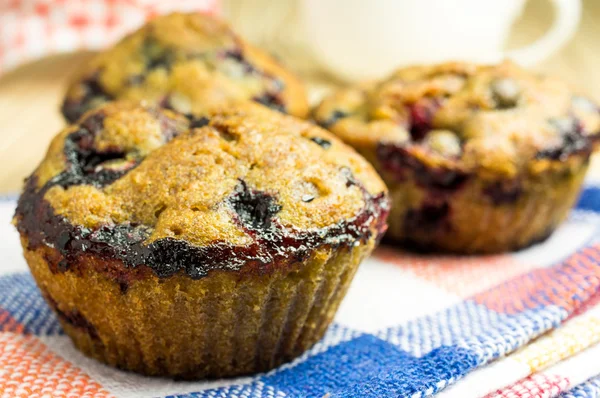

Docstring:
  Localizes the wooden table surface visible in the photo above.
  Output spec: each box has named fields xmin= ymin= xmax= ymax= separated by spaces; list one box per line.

xmin=1 ymin=0 xmax=600 ymax=194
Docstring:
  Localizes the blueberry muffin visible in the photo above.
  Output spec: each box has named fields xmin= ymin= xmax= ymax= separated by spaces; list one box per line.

xmin=14 ymin=101 xmax=388 ymax=378
xmin=61 ymin=12 xmax=309 ymax=124
xmin=314 ymin=61 xmax=600 ymax=253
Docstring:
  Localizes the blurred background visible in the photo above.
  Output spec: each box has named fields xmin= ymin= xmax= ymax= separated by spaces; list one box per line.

xmin=0 ymin=0 xmax=599 ymax=193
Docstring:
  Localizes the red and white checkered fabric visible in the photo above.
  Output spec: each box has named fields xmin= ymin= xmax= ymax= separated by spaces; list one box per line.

xmin=0 ymin=0 xmax=219 ymax=75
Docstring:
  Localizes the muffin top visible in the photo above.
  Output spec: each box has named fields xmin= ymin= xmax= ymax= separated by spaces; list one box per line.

xmin=61 ymin=12 xmax=309 ymax=123
xmin=16 ymin=101 xmax=388 ymax=281
xmin=313 ymin=61 xmax=600 ymax=179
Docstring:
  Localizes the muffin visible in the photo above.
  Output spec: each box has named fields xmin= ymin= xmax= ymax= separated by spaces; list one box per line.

xmin=14 ymin=101 xmax=388 ymax=378
xmin=314 ymin=61 xmax=600 ymax=253
xmin=61 ymin=12 xmax=309 ymax=124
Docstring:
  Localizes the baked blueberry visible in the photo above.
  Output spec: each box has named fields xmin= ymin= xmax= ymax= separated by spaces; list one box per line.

xmin=313 ymin=61 xmax=600 ymax=253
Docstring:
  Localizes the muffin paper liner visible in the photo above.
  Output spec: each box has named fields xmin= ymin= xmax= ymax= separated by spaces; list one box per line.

xmin=386 ymin=162 xmax=589 ymax=253
xmin=23 ymin=240 xmax=369 ymax=378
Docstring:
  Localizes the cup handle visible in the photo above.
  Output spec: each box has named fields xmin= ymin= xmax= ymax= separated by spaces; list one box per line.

xmin=506 ymin=0 xmax=582 ymax=66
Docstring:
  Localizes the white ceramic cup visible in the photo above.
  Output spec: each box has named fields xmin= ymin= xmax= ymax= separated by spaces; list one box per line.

xmin=301 ymin=0 xmax=582 ymax=81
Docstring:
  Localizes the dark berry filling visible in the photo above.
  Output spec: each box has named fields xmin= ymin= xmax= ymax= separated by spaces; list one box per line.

xmin=309 ymin=137 xmax=332 ymax=149
xmin=189 ymin=116 xmax=210 ymax=129
xmin=408 ymin=98 xmax=442 ymax=141
xmin=483 ymin=180 xmax=523 ymax=205
xmin=221 ymin=48 xmax=288 ymax=114
xmin=319 ymin=110 xmax=349 ymax=129
xmin=228 ymin=180 xmax=282 ymax=231
xmin=536 ymin=118 xmax=592 ymax=161
xmin=57 ymin=113 xmax=136 ymax=188
xmin=404 ymin=201 xmax=450 ymax=234
xmin=157 ymin=98 xmax=209 ymax=130
xmin=61 ymin=73 xmax=114 ymax=123
xmin=145 ymin=50 xmax=175 ymax=71
xmin=223 ymin=49 xmax=259 ymax=75
xmin=377 ymin=143 xmax=468 ymax=191
xmin=154 ymin=108 xmax=189 ymax=141
xmin=253 ymin=92 xmax=287 ymax=114
xmin=141 ymin=38 xmax=178 ymax=73
xmin=16 ymin=172 xmax=388 ymax=284
xmin=374 ymin=96 xmax=468 ymax=192
xmin=57 ymin=110 xmax=185 ymax=189
xmin=44 ymin=291 xmax=99 ymax=339
xmin=122 ymin=38 xmax=178 ymax=88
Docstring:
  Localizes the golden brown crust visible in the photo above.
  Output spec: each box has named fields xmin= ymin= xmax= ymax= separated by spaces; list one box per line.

xmin=33 ymin=102 xmax=385 ymax=240
xmin=314 ymin=61 xmax=600 ymax=178
xmin=62 ymin=12 xmax=309 ymax=122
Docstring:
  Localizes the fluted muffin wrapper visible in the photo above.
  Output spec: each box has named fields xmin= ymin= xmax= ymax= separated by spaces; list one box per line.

xmin=384 ymin=160 xmax=589 ymax=254
xmin=23 ymin=239 xmax=370 ymax=379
